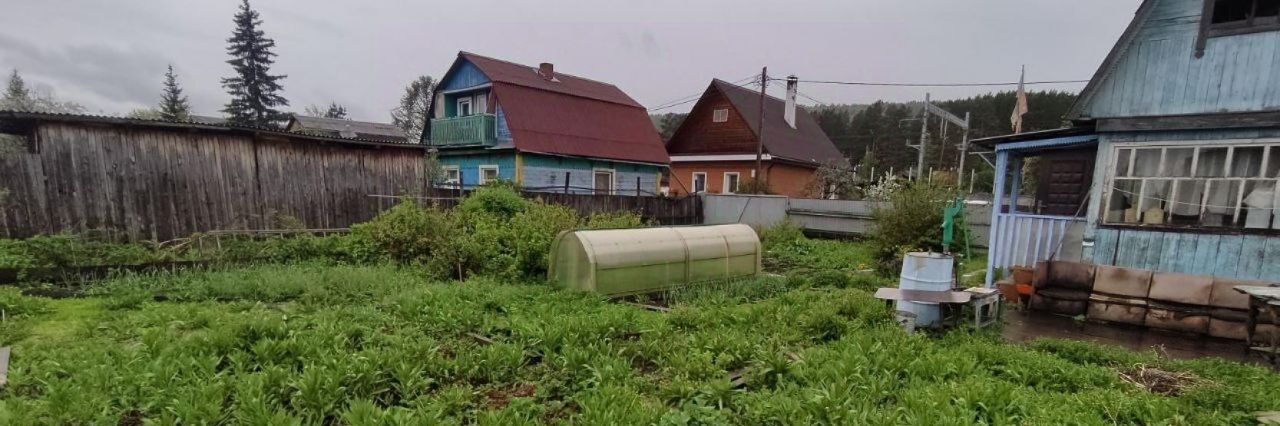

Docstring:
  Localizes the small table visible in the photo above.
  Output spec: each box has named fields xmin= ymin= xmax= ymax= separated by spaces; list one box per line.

xmin=965 ymin=287 xmax=1002 ymax=328
xmin=874 ymin=288 xmax=973 ymax=328
xmin=1233 ymin=285 xmax=1280 ymax=366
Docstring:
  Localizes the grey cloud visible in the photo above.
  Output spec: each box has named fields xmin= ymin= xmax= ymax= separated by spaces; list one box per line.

xmin=0 ymin=32 xmax=169 ymax=110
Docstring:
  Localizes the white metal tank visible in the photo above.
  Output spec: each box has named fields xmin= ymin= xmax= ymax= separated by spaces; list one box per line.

xmin=896 ymin=252 xmax=954 ymax=327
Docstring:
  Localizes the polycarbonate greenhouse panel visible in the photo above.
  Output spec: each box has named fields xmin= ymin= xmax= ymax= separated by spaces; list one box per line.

xmin=549 ymin=224 xmax=762 ymax=296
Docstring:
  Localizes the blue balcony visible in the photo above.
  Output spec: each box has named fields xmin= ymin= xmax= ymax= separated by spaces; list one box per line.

xmin=429 ymin=114 xmax=497 ymax=147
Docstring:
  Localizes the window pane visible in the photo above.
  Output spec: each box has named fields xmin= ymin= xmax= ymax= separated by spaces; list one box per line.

xmin=1132 ymin=148 xmax=1162 ymax=177
xmin=1114 ymin=149 xmax=1132 ymax=177
xmin=1231 ymin=146 xmax=1265 ymax=177
xmin=1267 ymin=146 xmax=1280 ymax=177
xmin=1169 ymin=180 xmax=1207 ymax=225
xmin=1202 ymin=180 xmax=1241 ymax=227
xmin=1259 ymin=0 xmax=1280 ymax=18
xmin=1108 ymin=179 xmax=1141 ymax=223
xmin=1139 ymin=180 xmax=1173 ymax=225
xmin=1163 ymin=148 xmax=1195 ymax=177
xmin=1213 ymin=0 xmax=1252 ymax=24
xmin=1197 ymin=147 xmax=1229 ymax=177
xmin=1242 ymin=180 xmax=1277 ymax=229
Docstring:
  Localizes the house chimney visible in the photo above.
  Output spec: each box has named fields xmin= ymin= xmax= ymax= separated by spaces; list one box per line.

xmin=784 ymin=75 xmax=798 ymax=129
xmin=539 ymin=62 xmax=555 ymax=80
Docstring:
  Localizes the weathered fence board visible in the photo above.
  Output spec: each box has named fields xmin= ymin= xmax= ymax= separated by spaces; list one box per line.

xmin=0 ymin=120 xmax=429 ymax=240
xmin=0 ymin=117 xmax=699 ymax=240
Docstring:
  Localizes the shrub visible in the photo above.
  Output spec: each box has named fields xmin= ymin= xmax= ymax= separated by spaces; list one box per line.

xmin=582 ymin=212 xmax=645 ymax=230
xmin=759 ymin=221 xmax=805 ymax=250
xmin=870 ymin=182 xmax=963 ymax=272
xmin=349 ymin=201 xmax=453 ymax=264
xmin=456 ymin=182 xmax=527 ymax=220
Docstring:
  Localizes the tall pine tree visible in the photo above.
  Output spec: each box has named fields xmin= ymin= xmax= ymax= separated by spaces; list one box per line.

xmin=159 ymin=65 xmax=191 ymax=121
xmin=3 ymin=69 xmax=32 ymax=110
xmin=221 ymin=0 xmax=288 ymax=127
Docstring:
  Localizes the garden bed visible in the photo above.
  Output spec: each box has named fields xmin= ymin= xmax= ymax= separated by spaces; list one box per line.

xmin=0 ymin=263 xmax=1276 ymax=424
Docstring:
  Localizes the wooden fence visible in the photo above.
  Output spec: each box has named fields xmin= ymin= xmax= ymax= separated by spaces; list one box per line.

xmin=0 ymin=117 xmax=430 ymax=241
xmin=0 ymin=114 xmax=701 ymax=240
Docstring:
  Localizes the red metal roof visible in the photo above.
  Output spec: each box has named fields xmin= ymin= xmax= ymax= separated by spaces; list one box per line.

xmin=459 ymin=52 xmax=667 ymax=164
xmin=710 ymin=79 xmax=845 ymax=166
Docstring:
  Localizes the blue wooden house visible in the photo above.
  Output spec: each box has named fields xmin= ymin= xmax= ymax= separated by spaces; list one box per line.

xmin=976 ymin=0 xmax=1280 ymax=284
xmin=422 ymin=52 xmax=669 ymax=195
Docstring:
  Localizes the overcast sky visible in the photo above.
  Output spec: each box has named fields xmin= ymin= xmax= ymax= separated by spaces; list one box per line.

xmin=0 ymin=0 xmax=1139 ymax=122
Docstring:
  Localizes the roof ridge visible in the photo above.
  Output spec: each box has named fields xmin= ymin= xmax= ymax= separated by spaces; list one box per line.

xmin=292 ymin=114 xmax=396 ymax=127
xmin=460 ymin=51 xmax=623 ymax=89
xmin=713 ymin=78 xmax=789 ymax=104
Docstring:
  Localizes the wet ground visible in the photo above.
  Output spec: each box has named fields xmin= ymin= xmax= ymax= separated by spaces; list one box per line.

xmin=1001 ymin=310 xmax=1257 ymax=364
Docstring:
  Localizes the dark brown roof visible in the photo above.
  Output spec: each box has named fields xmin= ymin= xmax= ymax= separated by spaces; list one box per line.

xmin=0 ymin=110 xmax=428 ymax=149
xmin=451 ymin=52 xmax=668 ymax=164
xmin=288 ymin=115 xmax=406 ymax=143
xmin=710 ymin=79 xmax=844 ymax=166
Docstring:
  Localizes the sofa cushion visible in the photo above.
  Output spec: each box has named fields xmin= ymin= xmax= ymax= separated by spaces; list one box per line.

xmin=1031 ymin=294 xmax=1087 ymax=316
xmin=1208 ymin=278 xmax=1270 ymax=310
xmin=1087 ymin=301 xmax=1147 ymax=326
xmin=1036 ymin=287 xmax=1091 ymax=302
xmin=1033 ymin=261 xmax=1096 ymax=291
xmin=1145 ymin=307 xmax=1210 ymax=334
xmin=1148 ymin=272 xmax=1213 ymax=305
xmin=1092 ymin=266 xmax=1153 ymax=298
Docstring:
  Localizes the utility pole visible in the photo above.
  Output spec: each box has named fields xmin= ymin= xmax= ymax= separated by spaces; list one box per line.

xmin=755 ymin=67 xmax=767 ymax=193
xmin=956 ymin=112 xmax=972 ymax=182
xmin=914 ymin=93 xmax=931 ymax=181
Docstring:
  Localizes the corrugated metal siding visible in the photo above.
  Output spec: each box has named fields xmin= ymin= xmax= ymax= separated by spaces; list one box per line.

xmin=1080 ymin=0 xmax=1280 ymax=118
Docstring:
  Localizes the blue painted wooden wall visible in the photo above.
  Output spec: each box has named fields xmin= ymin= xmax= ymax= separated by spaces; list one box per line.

xmin=439 ymin=152 xmax=516 ymax=186
xmin=1092 ymin=227 xmax=1280 ymax=280
xmin=1078 ymin=0 xmax=1280 ymax=118
xmin=522 ymin=154 xmax=661 ymax=195
xmin=439 ymin=60 xmax=489 ymax=92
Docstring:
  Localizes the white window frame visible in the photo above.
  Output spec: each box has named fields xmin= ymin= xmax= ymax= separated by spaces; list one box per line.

xmin=443 ymin=166 xmax=461 ymax=185
xmin=457 ymin=98 xmax=472 ymax=117
xmin=712 ymin=108 xmax=729 ymax=123
xmin=593 ymin=168 xmax=616 ymax=195
xmin=475 ymin=93 xmax=488 ymax=114
xmin=692 ymin=172 xmax=707 ymax=194
xmin=479 ymin=165 xmax=499 ymax=185
xmin=1102 ymin=139 xmax=1280 ymax=230
xmin=723 ymin=172 xmax=740 ymax=194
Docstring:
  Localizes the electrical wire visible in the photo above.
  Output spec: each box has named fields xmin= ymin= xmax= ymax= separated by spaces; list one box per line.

xmin=647 ymin=74 xmax=760 ymax=111
xmin=771 ymin=77 xmax=1089 ymax=87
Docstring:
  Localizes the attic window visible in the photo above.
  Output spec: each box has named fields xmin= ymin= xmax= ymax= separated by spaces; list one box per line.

xmin=712 ymin=109 xmax=729 ymax=123
xmin=1205 ymin=0 xmax=1280 ymax=34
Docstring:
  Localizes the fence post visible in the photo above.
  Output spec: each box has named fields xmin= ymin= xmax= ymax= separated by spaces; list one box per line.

xmin=564 ymin=172 xmax=571 ymax=194
xmin=635 ymin=177 xmax=641 ymax=196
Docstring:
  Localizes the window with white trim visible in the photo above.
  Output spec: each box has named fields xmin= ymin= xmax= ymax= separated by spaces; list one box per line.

xmin=692 ymin=172 xmax=707 ymax=193
xmin=712 ymin=108 xmax=729 ymax=123
xmin=479 ymin=165 xmax=499 ymax=185
xmin=444 ymin=166 xmax=460 ymax=185
xmin=457 ymin=98 xmax=472 ymax=117
xmin=475 ymin=93 xmax=488 ymax=114
xmin=723 ymin=172 xmax=740 ymax=194
xmin=1104 ymin=142 xmax=1280 ymax=230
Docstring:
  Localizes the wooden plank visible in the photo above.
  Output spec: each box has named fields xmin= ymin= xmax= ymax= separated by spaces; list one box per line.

xmin=1093 ymin=228 xmax=1120 ymax=266
xmin=1190 ymin=233 xmax=1221 ymax=275
xmin=1215 ymin=235 xmax=1245 ymax=279
xmin=1238 ymin=235 xmax=1269 ymax=280
xmin=1263 ymin=237 xmax=1280 ymax=282
xmin=0 ymin=346 xmax=9 ymax=388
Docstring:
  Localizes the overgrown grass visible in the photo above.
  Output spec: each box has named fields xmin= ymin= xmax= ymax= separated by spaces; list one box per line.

xmin=0 ymin=264 xmax=1275 ymax=424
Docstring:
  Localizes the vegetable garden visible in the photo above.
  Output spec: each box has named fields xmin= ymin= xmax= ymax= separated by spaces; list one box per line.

xmin=0 ymin=185 xmax=1277 ymax=424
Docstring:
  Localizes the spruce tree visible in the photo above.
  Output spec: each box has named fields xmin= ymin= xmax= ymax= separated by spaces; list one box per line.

xmin=3 ymin=69 xmax=32 ymax=110
xmin=159 ymin=65 xmax=191 ymax=121
xmin=221 ymin=0 xmax=288 ymax=127
xmin=324 ymin=102 xmax=347 ymax=119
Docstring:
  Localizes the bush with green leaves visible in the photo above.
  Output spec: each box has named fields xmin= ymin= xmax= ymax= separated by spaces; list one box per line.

xmin=870 ymin=182 xmax=966 ymax=272
xmin=348 ymin=200 xmax=454 ymax=265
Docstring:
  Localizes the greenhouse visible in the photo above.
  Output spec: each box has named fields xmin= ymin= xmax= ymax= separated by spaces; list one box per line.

xmin=549 ymin=224 xmax=762 ymax=296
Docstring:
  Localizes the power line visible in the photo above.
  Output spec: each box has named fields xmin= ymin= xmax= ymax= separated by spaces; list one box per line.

xmin=647 ymin=74 xmax=759 ymax=112
xmin=773 ymin=77 xmax=1089 ymax=88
